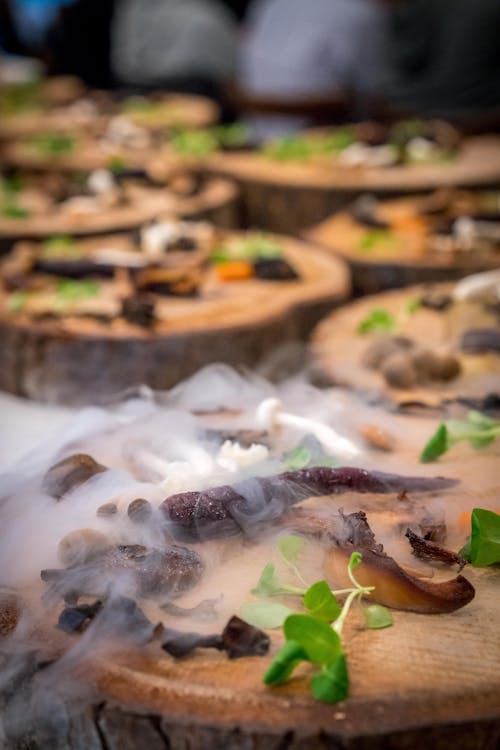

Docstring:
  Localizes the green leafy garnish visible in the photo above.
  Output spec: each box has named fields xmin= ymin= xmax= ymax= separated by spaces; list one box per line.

xmin=357 ymin=308 xmax=396 ymax=335
xmin=6 ymin=291 xmax=30 ymax=313
xmin=55 ymin=279 xmax=100 ymax=301
xmin=364 ymin=604 xmax=393 ymax=629
xmin=1 ymin=204 xmax=29 ymax=219
xmin=213 ymin=123 xmax=250 ymax=148
xmin=303 ymin=580 xmax=341 ymax=622
xmin=170 ymin=129 xmax=219 ymax=157
xmin=107 ymin=156 xmax=127 ymax=174
xmin=358 ymin=229 xmax=395 ymax=253
xmin=212 ymin=234 xmax=283 ymax=264
xmin=42 ymin=235 xmax=82 ymax=259
xmin=283 ymin=445 xmax=312 ymax=470
xmin=404 ymin=297 xmax=421 ymax=315
xmin=31 ymin=133 xmax=75 ymax=155
xmin=261 ymin=552 xmax=386 ymax=704
xmin=277 ymin=535 xmax=305 ymax=567
xmin=263 ymin=128 xmax=355 ymax=162
xmin=240 ymin=600 xmax=294 ymax=629
xmin=463 ymin=508 xmax=500 ymax=567
xmin=420 ymin=411 xmax=500 ymax=463
xmin=251 ymin=563 xmax=306 ymax=598
xmin=283 ymin=614 xmax=342 ymax=664
xmin=311 ymin=654 xmax=349 ymax=703
xmin=263 ymin=640 xmax=307 ymax=685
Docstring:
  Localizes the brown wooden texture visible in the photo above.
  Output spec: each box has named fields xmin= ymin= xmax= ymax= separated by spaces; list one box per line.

xmin=0 ymin=238 xmax=349 ymax=404
xmin=0 ymin=178 xmax=239 ymax=253
xmin=304 ymin=196 xmax=500 ymax=295
xmin=208 ymin=137 xmax=500 ymax=233
xmin=311 ymin=283 xmax=500 ymax=401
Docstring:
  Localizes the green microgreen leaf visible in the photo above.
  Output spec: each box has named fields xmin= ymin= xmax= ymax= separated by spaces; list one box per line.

xmin=364 ymin=604 xmax=393 ymax=630
xmin=405 ymin=297 xmax=421 ymax=315
xmin=469 ymin=508 xmax=500 ymax=567
xmin=420 ymin=423 xmax=449 ymax=463
xmin=31 ymin=132 xmax=75 ymax=155
xmin=283 ymin=614 xmax=342 ymax=664
xmin=251 ymin=563 xmax=305 ymax=598
xmin=6 ymin=291 xmax=30 ymax=313
xmin=283 ymin=444 xmax=312 ymax=470
xmin=263 ymin=640 xmax=308 ymax=685
xmin=56 ymin=279 xmax=100 ymax=301
xmin=277 ymin=535 xmax=305 ymax=566
xmin=311 ymin=654 xmax=349 ymax=703
xmin=358 ymin=229 xmax=395 ymax=253
xmin=107 ymin=156 xmax=127 ymax=174
xmin=357 ymin=308 xmax=396 ymax=335
xmin=170 ymin=130 xmax=219 ymax=157
xmin=240 ymin=600 xmax=294 ymax=630
xmin=303 ymin=581 xmax=341 ymax=623
xmin=1 ymin=204 xmax=29 ymax=219
xmin=420 ymin=411 xmax=500 ymax=462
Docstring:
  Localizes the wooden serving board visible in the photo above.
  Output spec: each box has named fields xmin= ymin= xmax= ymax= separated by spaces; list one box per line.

xmin=208 ymin=137 xmax=500 ymax=234
xmin=0 ymin=178 xmax=239 ymax=253
xmin=3 ymin=421 xmax=499 ymax=750
xmin=305 ymin=195 xmax=500 ymax=296
xmin=0 ymin=236 xmax=350 ymax=404
xmin=311 ymin=283 xmax=500 ymax=404
xmin=0 ymin=93 xmax=219 ymax=140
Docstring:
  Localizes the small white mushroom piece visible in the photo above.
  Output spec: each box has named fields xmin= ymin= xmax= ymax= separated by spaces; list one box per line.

xmin=255 ymin=398 xmax=360 ymax=460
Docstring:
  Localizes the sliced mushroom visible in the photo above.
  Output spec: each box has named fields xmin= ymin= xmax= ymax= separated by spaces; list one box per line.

xmin=324 ymin=545 xmax=474 ymax=614
xmin=42 ymin=454 xmax=107 ymax=499
xmin=323 ymin=511 xmax=474 ymax=614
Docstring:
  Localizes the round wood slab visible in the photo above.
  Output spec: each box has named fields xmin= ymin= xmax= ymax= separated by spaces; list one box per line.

xmin=311 ymin=283 xmax=500 ymax=405
xmin=208 ymin=137 xmax=500 ymax=233
xmin=3 ymin=412 xmax=499 ymax=750
xmin=0 ymin=236 xmax=350 ymax=404
xmin=0 ymin=177 xmax=239 ymax=250
xmin=0 ymin=93 xmax=219 ymax=140
xmin=305 ymin=193 xmax=500 ymax=295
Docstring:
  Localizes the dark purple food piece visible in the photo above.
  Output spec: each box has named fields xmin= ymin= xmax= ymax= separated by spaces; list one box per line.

xmin=460 ymin=328 xmax=500 ymax=354
xmin=161 ymin=615 xmax=269 ymax=659
xmin=42 ymin=454 xmax=107 ymax=499
xmin=221 ymin=615 xmax=270 ymax=659
xmin=121 ymin=295 xmax=156 ymax=327
xmin=161 ymin=466 xmax=458 ymax=541
xmin=253 ymin=258 xmax=299 ymax=281
xmin=34 ymin=258 xmax=115 ymax=278
xmin=405 ymin=528 xmax=466 ymax=570
xmin=41 ymin=544 xmax=204 ymax=601
xmin=161 ymin=629 xmax=223 ymax=658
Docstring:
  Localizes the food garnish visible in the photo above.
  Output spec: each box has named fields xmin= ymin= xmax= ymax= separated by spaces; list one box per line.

xmin=30 ymin=132 xmax=76 ymax=155
xmin=262 ymin=552 xmax=390 ymax=704
xmin=460 ymin=508 xmax=500 ymax=567
xmin=420 ymin=410 xmax=500 ymax=462
xmin=357 ymin=308 xmax=397 ymax=334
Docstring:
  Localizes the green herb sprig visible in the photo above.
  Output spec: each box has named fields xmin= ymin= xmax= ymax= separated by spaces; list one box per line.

xmin=420 ymin=411 xmax=500 ymax=463
xmin=459 ymin=508 xmax=500 ymax=567
xmin=242 ymin=541 xmax=392 ymax=704
xmin=357 ymin=296 xmax=422 ymax=335
xmin=31 ymin=133 xmax=75 ymax=156
xmin=263 ymin=552 xmax=392 ymax=703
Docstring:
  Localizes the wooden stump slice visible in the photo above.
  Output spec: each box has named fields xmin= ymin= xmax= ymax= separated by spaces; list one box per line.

xmin=208 ymin=137 xmax=500 ymax=233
